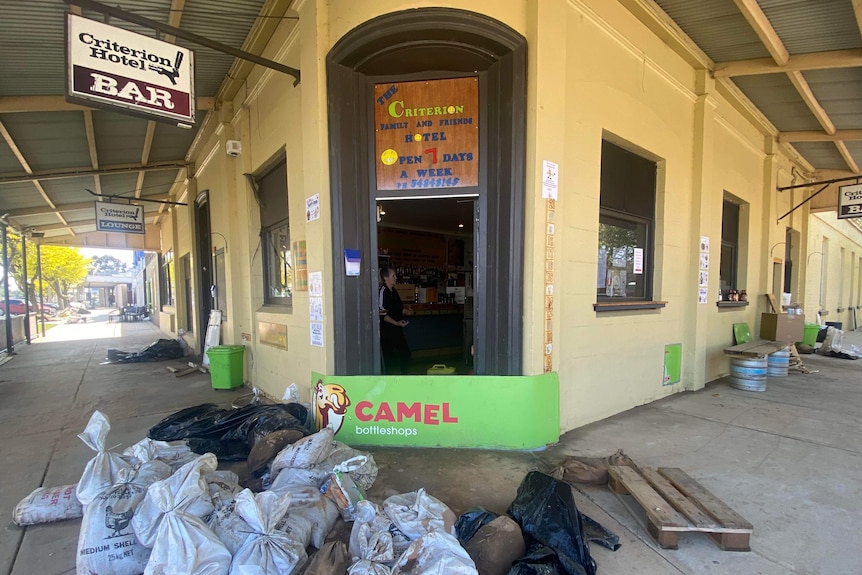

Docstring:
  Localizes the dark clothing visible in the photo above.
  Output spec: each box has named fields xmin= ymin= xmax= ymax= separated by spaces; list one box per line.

xmin=379 ymin=285 xmax=411 ymax=374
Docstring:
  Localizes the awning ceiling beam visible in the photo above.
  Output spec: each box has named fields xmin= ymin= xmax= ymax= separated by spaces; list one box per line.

xmin=0 ymin=161 xmax=188 ymax=184
xmin=63 ymin=0 xmax=301 ymax=86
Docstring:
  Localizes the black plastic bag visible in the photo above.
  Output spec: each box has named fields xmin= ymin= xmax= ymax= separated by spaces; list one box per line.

xmin=107 ymin=339 xmax=185 ymax=363
xmin=147 ymin=402 xmax=311 ymax=461
xmin=583 ymin=514 xmax=620 ymax=551
xmin=507 ymin=471 xmax=596 ymax=575
xmin=508 ymin=544 xmax=567 ymax=575
xmin=455 ymin=506 xmax=500 ymax=544
xmin=186 ymin=438 xmax=250 ymax=461
xmin=148 ymin=404 xmax=225 ymax=441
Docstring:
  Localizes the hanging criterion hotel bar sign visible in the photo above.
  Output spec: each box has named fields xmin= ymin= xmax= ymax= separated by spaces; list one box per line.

xmin=375 ymin=77 xmax=478 ymax=192
xmin=66 ymin=14 xmax=195 ymax=125
xmin=838 ymin=183 xmax=862 ymax=219
xmin=95 ymin=203 xmax=145 ymax=234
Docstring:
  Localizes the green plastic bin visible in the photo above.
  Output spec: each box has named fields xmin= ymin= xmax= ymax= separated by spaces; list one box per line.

xmin=206 ymin=345 xmax=245 ymax=389
xmin=799 ymin=323 xmax=820 ymax=347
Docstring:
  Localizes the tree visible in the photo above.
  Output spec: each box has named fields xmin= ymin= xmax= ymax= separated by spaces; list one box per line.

xmin=89 ymin=254 xmax=127 ymax=274
xmin=5 ymin=233 xmax=89 ymax=308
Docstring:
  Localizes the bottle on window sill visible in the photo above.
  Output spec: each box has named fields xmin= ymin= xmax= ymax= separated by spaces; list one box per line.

xmin=739 ymin=290 xmax=747 ymax=302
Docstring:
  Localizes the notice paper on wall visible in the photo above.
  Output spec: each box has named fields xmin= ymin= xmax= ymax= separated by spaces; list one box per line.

xmin=310 ymin=322 xmax=324 ymax=347
xmin=309 ymin=271 xmax=323 ymax=297
xmin=542 ymin=160 xmax=559 ymax=199
xmin=306 ymin=194 xmax=320 ymax=222
xmin=309 ymin=297 xmax=323 ymax=322
xmin=344 ymin=249 xmax=361 ymax=276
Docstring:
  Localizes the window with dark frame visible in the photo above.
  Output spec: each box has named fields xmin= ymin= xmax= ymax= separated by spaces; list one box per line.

xmin=160 ymin=250 xmax=175 ymax=307
xmin=719 ymin=199 xmax=739 ymax=293
xmin=257 ymin=157 xmax=292 ymax=309
xmin=596 ymin=140 xmax=656 ymax=302
xmin=181 ymin=254 xmax=193 ymax=331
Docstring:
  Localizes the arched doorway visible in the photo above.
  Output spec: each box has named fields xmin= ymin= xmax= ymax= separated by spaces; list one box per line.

xmin=327 ymin=8 xmax=526 ymax=375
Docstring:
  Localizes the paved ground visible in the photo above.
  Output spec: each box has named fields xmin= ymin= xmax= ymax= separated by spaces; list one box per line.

xmin=1 ymin=312 xmax=860 ymax=574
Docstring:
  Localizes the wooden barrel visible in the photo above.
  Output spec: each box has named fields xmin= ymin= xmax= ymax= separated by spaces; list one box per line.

xmin=767 ymin=347 xmax=790 ymax=378
xmin=729 ymin=357 xmax=767 ymax=392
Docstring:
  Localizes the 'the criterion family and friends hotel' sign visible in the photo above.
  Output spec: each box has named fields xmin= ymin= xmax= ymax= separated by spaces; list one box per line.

xmin=95 ymin=203 xmax=145 ymax=234
xmin=66 ymin=14 xmax=195 ymax=125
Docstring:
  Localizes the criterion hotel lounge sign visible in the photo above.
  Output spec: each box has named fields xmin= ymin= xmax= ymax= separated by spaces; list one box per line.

xmin=95 ymin=203 xmax=145 ymax=234
xmin=66 ymin=14 xmax=195 ymax=125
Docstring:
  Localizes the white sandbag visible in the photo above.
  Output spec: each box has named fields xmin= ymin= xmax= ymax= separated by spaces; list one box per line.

xmin=383 ymin=489 xmax=457 ymax=540
xmin=275 ymin=509 xmax=314 ymax=552
xmin=12 ymin=484 xmax=82 ymax=526
xmin=132 ymin=454 xmax=231 ymax=575
xmin=77 ymin=411 xmax=135 ymax=505
xmin=270 ymin=466 xmax=332 ymax=490
xmin=123 ymin=437 xmax=197 ymax=471
xmin=229 ymin=489 xmax=307 ymax=575
xmin=349 ymin=519 xmax=394 ymax=563
xmin=271 ymin=427 xmax=334 ymax=476
xmin=208 ymin=502 xmax=253 ymax=556
xmin=77 ymin=461 xmax=172 ymax=575
xmin=321 ymin=443 xmax=379 ymax=491
xmin=206 ymin=470 xmax=242 ymax=511
xmin=348 ymin=560 xmax=392 ymax=575
xmin=271 ymin=484 xmax=340 ymax=549
xmin=270 ymin=443 xmax=377 ymax=492
xmin=391 ymin=531 xmax=477 ymax=575
xmin=349 ymin=500 xmax=411 ymax=562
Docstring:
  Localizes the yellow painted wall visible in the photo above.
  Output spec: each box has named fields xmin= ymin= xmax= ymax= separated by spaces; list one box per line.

xmin=158 ymin=0 xmax=824 ymax=431
xmin=805 ymin=212 xmax=862 ymax=328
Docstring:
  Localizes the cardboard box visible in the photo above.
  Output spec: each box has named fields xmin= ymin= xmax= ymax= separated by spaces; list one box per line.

xmin=418 ymin=287 xmax=437 ymax=303
xmin=395 ymin=283 xmax=415 ymax=302
xmin=760 ymin=313 xmax=804 ymax=342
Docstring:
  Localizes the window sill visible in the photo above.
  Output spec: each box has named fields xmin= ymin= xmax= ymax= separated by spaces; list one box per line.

xmin=819 ymin=310 xmax=829 ymax=316
xmin=717 ymin=301 xmax=749 ymax=308
xmin=837 ymin=307 xmax=844 ymax=313
xmin=256 ymin=304 xmax=293 ymax=316
xmin=594 ymin=301 xmax=667 ymax=312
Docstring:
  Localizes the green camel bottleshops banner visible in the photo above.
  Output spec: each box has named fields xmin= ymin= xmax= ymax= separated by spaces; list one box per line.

xmin=311 ymin=371 xmax=560 ymax=449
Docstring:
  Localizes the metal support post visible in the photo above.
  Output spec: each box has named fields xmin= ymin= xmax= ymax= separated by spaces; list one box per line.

xmin=22 ymin=234 xmax=31 ymax=344
xmin=2 ymin=226 xmax=14 ymax=355
xmin=37 ymin=241 xmax=45 ymax=337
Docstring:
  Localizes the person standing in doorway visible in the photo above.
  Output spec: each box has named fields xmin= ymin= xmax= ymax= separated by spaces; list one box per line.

xmin=379 ymin=266 xmax=411 ymax=374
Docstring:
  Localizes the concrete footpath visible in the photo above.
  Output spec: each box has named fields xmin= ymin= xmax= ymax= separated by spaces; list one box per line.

xmin=1 ymin=313 xmax=860 ymax=574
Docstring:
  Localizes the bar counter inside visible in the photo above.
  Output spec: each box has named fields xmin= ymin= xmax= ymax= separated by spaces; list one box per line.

xmin=400 ymin=303 xmax=465 ymax=354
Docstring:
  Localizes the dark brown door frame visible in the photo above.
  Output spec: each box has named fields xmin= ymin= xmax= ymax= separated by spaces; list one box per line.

xmin=327 ymin=8 xmax=526 ymax=375
xmin=194 ymin=190 xmax=214 ymax=351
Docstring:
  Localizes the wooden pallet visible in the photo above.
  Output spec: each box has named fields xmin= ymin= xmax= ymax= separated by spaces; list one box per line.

xmin=608 ymin=465 xmax=753 ymax=551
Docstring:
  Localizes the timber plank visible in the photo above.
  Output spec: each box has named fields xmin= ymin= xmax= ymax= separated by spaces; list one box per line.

xmin=640 ymin=468 xmax=719 ymax=529
xmin=658 ymin=468 xmax=753 ymax=531
xmin=608 ymin=466 xmax=688 ymax=529
xmin=724 ymin=338 xmax=789 ymax=358
xmin=610 ymin=465 xmax=753 ymax=551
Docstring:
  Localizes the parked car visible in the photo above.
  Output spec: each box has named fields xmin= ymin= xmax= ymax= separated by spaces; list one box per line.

xmin=0 ymin=299 xmax=55 ymax=316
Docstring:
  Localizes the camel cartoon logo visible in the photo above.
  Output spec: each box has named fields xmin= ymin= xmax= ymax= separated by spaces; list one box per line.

xmin=314 ymin=379 xmax=351 ymax=435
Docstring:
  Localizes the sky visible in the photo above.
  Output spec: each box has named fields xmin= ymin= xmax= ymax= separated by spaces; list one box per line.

xmin=79 ymin=248 xmax=135 ymax=266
